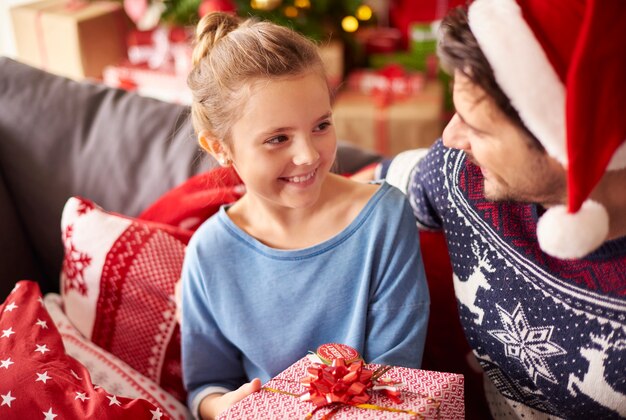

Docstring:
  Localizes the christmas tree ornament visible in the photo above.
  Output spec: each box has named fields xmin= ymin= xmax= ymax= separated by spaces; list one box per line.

xmin=199 ymin=0 xmax=236 ymax=17
xmin=283 ymin=5 xmax=298 ymax=18
xmin=250 ymin=0 xmax=282 ymax=11
xmin=294 ymin=0 xmax=310 ymax=9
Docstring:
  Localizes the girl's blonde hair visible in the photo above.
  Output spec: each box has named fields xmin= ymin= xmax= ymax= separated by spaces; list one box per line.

xmin=188 ymin=12 xmax=328 ymax=144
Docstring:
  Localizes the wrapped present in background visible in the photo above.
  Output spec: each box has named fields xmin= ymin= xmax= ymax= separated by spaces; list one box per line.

xmin=103 ymin=60 xmax=192 ymax=104
xmin=127 ymin=26 xmax=193 ymax=75
xmin=218 ymin=347 xmax=465 ymax=419
xmin=333 ymin=65 xmax=444 ymax=157
xmin=104 ymin=25 xmax=193 ymax=104
xmin=369 ymin=21 xmax=439 ymax=77
xmin=10 ymin=0 xmax=128 ymax=80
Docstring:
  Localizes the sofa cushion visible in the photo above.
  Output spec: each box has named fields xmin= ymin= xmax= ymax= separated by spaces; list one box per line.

xmin=44 ymin=292 xmax=190 ymax=419
xmin=60 ymin=196 xmax=191 ymax=402
xmin=0 ymin=280 xmax=171 ymax=419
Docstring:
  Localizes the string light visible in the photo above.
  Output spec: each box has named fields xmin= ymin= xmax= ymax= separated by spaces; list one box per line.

xmin=294 ymin=0 xmax=310 ymax=9
xmin=341 ymin=15 xmax=359 ymax=32
xmin=284 ymin=5 xmax=298 ymax=17
xmin=250 ymin=0 xmax=282 ymax=11
xmin=356 ymin=5 xmax=372 ymax=21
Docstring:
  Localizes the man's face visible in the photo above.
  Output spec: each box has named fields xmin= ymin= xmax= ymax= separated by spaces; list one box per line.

xmin=442 ymin=70 xmax=567 ymax=206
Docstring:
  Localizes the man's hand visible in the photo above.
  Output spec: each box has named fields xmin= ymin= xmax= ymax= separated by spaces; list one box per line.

xmin=198 ymin=378 xmax=262 ymax=419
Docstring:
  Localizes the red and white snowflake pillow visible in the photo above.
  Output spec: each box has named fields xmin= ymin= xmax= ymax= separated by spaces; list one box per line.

xmin=60 ymin=197 xmax=193 ymax=402
xmin=0 ymin=280 xmax=170 ymax=419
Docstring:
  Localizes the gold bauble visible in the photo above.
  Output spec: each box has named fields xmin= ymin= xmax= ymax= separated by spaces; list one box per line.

xmin=251 ymin=0 xmax=282 ymax=11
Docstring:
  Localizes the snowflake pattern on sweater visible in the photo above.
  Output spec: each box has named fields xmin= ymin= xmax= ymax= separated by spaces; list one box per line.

xmin=404 ymin=140 xmax=626 ymax=419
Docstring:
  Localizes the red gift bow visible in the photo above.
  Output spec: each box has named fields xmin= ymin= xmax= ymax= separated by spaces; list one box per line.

xmin=300 ymin=358 xmax=403 ymax=408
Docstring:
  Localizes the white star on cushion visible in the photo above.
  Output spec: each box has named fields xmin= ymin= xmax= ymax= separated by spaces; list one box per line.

xmin=36 ymin=371 xmax=52 ymax=384
xmin=151 ymin=407 xmax=164 ymax=419
xmin=0 ymin=357 xmax=14 ymax=369
xmin=1 ymin=327 xmax=15 ymax=338
xmin=107 ymin=395 xmax=121 ymax=406
xmin=43 ymin=407 xmax=57 ymax=420
xmin=4 ymin=302 xmax=18 ymax=312
xmin=489 ymin=303 xmax=566 ymax=383
xmin=1 ymin=390 xmax=16 ymax=407
xmin=36 ymin=319 xmax=49 ymax=329
xmin=75 ymin=392 xmax=89 ymax=402
xmin=35 ymin=344 xmax=50 ymax=354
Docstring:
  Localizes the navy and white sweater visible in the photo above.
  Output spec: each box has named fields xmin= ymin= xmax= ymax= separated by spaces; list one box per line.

xmin=384 ymin=139 xmax=626 ymax=419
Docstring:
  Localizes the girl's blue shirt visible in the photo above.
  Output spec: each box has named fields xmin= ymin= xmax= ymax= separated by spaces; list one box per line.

xmin=181 ymin=181 xmax=429 ymax=411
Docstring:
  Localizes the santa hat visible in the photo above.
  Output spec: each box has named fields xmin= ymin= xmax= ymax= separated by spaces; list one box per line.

xmin=467 ymin=0 xmax=626 ymax=259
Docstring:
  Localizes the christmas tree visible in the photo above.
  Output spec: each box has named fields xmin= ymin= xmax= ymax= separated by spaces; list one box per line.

xmin=157 ymin=0 xmax=375 ymax=42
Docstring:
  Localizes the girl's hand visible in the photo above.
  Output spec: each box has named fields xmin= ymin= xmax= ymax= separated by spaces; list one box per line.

xmin=199 ymin=378 xmax=262 ymax=419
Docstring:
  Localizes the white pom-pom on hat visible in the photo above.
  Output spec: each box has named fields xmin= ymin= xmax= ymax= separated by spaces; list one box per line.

xmin=537 ymin=200 xmax=609 ymax=260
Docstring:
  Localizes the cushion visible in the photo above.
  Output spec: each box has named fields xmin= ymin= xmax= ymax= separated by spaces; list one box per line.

xmin=43 ymin=292 xmax=189 ymax=419
xmin=139 ymin=166 xmax=243 ymax=230
xmin=0 ymin=280 xmax=170 ymax=418
xmin=60 ymin=196 xmax=192 ymax=402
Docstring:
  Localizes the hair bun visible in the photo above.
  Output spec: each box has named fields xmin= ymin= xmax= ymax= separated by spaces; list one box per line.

xmin=192 ymin=12 xmax=241 ymax=67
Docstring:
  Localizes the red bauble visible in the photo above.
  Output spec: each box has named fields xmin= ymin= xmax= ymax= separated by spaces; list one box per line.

xmin=198 ymin=0 xmax=236 ymax=17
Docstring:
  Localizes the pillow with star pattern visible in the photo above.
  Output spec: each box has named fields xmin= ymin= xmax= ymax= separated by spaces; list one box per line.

xmin=60 ymin=196 xmax=193 ymax=403
xmin=0 ymin=280 xmax=171 ymax=419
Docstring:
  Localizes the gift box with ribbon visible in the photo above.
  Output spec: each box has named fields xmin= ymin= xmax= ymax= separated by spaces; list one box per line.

xmin=10 ymin=0 xmax=128 ymax=80
xmin=218 ymin=344 xmax=464 ymax=419
xmin=333 ymin=65 xmax=444 ymax=157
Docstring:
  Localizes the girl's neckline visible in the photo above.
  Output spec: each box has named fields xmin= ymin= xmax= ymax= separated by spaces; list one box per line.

xmin=218 ymin=182 xmax=390 ymax=259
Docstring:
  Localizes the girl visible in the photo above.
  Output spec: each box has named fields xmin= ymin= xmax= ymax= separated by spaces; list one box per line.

xmin=182 ymin=12 xmax=429 ymax=419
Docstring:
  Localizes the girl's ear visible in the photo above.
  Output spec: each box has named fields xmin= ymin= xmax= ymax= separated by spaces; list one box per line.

xmin=198 ymin=130 xmax=231 ymax=166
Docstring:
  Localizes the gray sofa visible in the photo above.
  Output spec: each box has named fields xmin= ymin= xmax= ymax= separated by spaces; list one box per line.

xmin=0 ymin=57 xmax=380 ymax=299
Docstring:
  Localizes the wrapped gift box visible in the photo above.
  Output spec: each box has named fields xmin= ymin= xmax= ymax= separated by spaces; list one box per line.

xmin=11 ymin=0 xmax=128 ymax=80
xmin=103 ymin=61 xmax=192 ymax=104
xmin=218 ymin=355 xmax=464 ymax=419
xmin=332 ymin=79 xmax=444 ymax=157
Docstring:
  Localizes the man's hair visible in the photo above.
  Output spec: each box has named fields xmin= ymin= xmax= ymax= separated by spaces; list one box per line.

xmin=438 ymin=6 xmax=539 ymax=146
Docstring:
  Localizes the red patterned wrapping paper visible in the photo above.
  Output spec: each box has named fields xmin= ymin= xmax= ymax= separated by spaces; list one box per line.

xmin=218 ymin=356 xmax=464 ymax=419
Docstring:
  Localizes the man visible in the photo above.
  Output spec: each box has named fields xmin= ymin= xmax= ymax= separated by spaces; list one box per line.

xmin=375 ymin=0 xmax=626 ymax=417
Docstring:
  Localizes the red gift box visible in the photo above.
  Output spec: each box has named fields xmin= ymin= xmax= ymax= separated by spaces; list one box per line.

xmin=103 ymin=60 xmax=191 ymax=104
xmin=218 ymin=354 xmax=464 ymax=419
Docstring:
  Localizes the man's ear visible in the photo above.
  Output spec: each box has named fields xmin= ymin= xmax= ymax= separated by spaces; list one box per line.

xmin=198 ymin=130 xmax=231 ymax=165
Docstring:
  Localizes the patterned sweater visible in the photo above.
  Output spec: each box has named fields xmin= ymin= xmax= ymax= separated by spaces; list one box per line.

xmin=385 ymin=140 xmax=626 ymax=419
